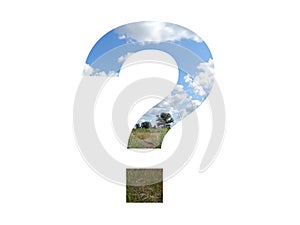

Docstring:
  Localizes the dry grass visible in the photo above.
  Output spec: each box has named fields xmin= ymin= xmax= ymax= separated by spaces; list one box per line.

xmin=135 ymin=131 xmax=151 ymax=140
xmin=127 ymin=128 xmax=170 ymax=148
xmin=126 ymin=169 xmax=163 ymax=203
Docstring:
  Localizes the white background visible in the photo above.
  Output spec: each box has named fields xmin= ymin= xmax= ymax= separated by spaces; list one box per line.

xmin=1 ymin=0 xmax=300 ymax=224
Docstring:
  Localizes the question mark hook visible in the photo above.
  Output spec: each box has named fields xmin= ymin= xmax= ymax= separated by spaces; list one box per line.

xmin=74 ymin=22 xmax=225 ymax=189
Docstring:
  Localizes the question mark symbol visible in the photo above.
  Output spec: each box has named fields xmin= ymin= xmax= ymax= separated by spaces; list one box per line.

xmin=74 ymin=21 xmax=224 ymax=203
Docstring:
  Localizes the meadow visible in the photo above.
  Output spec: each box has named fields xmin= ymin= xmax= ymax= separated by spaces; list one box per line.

xmin=127 ymin=128 xmax=169 ymax=149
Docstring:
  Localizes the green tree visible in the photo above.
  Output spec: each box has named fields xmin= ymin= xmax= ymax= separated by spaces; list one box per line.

xmin=156 ymin=112 xmax=174 ymax=128
xmin=141 ymin=121 xmax=151 ymax=129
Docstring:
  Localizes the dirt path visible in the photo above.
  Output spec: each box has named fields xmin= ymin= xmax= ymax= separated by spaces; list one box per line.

xmin=128 ymin=128 xmax=170 ymax=149
xmin=139 ymin=132 xmax=161 ymax=148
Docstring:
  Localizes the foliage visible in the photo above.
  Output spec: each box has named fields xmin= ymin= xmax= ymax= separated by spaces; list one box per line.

xmin=141 ymin=121 xmax=151 ymax=129
xmin=156 ymin=112 xmax=174 ymax=128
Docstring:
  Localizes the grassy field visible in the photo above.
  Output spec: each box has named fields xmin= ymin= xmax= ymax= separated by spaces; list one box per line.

xmin=126 ymin=169 xmax=163 ymax=203
xmin=127 ymin=128 xmax=170 ymax=148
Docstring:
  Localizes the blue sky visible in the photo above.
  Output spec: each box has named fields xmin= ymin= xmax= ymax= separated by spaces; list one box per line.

xmin=84 ymin=21 xmax=214 ymax=127
xmin=86 ymin=29 xmax=212 ymax=65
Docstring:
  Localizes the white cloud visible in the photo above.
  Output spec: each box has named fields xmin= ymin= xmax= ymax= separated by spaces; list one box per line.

xmin=173 ymin=84 xmax=185 ymax=93
xmin=83 ymin=64 xmax=94 ymax=76
xmin=179 ymin=99 xmax=202 ymax=119
xmin=143 ymin=84 xmax=191 ymax=122
xmin=83 ymin=64 xmax=118 ymax=76
xmin=147 ymin=107 xmax=164 ymax=116
xmin=184 ymin=59 xmax=214 ymax=96
xmin=192 ymin=99 xmax=202 ymax=107
xmin=190 ymin=83 xmax=206 ymax=96
xmin=164 ymin=84 xmax=191 ymax=106
xmin=97 ymin=70 xmax=119 ymax=76
xmin=117 ymin=52 xmax=134 ymax=63
xmin=115 ymin=21 xmax=202 ymax=44
xmin=179 ymin=109 xmax=187 ymax=118
xmin=184 ymin=74 xmax=192 ymax=83
xmin=137 ymin=84 xmax=204 ymax=125
xmin=156 ymin=100 xmax=171 ymax=108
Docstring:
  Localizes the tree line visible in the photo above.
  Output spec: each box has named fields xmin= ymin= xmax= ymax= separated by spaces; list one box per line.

xmin=135 ymin=112 xmax=174 ymax=129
